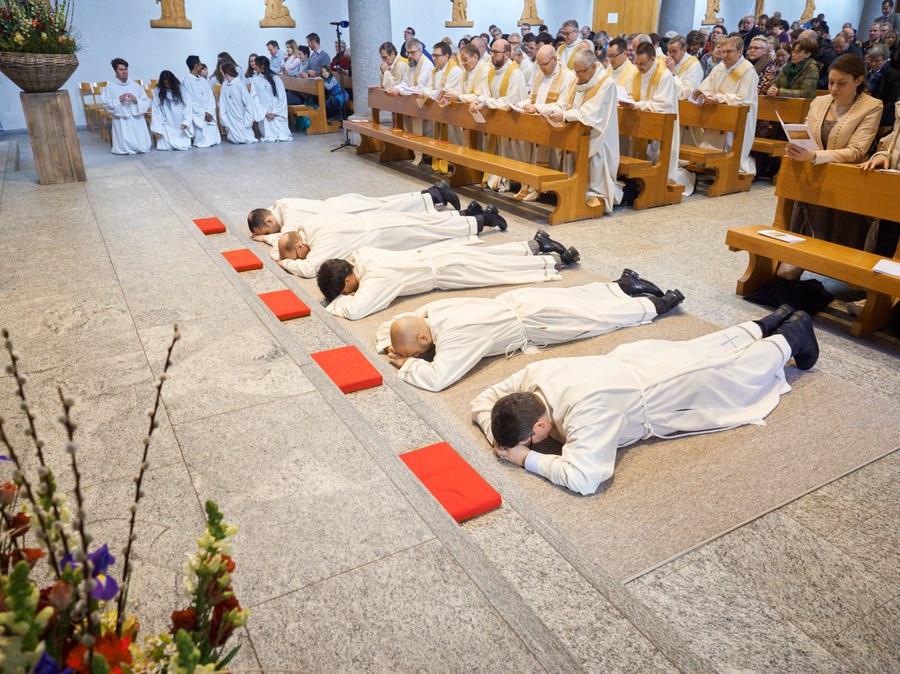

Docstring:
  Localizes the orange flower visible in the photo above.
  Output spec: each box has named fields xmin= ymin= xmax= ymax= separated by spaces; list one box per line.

xmin=8 ymin=511 xmax=29 ymax=537
xmin=66 ymin=635 xmax=132 ymax=674
xmin=11 ymin=547 xmax=45 ymax=568
xmin=170 ymin=607 xmax=198 ymax=635
xmin=0 ymin=481 xmax=16 ymax=507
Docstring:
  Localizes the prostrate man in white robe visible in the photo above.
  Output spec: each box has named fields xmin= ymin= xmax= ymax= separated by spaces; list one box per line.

xmin=182 ymin=55 xmax=222 ymax=148
xmin=100 ymin=58 xmax=151 ymax=155
xmin=607 ymin=38 xmax=638 ymax=88
xmin=619 ymin=43 xmax=693 ymax=196
xmin=513 ymin=45 xmax=576 ymax=201
xmin=150 ymin=70 xmax=193 ymax=151
xmin=318 ymin=230 xmax=580 ymax=320
xmin=423 ymin=41 xmax=462 ymax=175
xmin=274 ymin=203 xmax=508 ymax=278
xmin=664 ymin=35 xmax=704 ymax=101
xmin=693 ymin=36 xmax=759 ymax=175
xmin=470 ymin=38 xmax=527 ymax=192
xmin=379 ymin=41 xmax=409 ymax=89
xmin=381 ymin=270 xmax=685 ymax=392
xmin=558 ymin=19 xmax=591 ymax=70
xmin=439 ymin=44 xmax=491 ymax=146
xmin=246 ymin=181 xmax=464 ymax=238
xmin=548 ymin=49 xmax=623 ymax=212
xmin=217 ymin=63 xmax=257 ymax=144
xmin=473 ymin=306 xmax=819 ymax=495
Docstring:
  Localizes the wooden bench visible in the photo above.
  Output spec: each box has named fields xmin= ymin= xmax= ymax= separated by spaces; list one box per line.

xmin=679 ymin=100 xmax=753 ymax=197
xmin=279 ymin=75 xmax=340 ymax=134
xmin=725 ymin=161 xmax=900 ymax=336
xmin=752 ymin=95 xmax=812 ymax=159
xmin=344 ymin=87 xmax=603 ymax=225
xmin=617 ymin=108 xmax=684 ymax=209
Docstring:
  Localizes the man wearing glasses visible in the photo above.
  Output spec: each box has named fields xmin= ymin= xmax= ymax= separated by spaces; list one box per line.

xmin=558 ymin=19 xmax=589 ymax=70
xmin=693 ymin=36 xmax=759 ymax=175
xmin=607 ymin=37 xmax=638 ymax=88
xmin=386 ymin=38 xmax=435 ymax=165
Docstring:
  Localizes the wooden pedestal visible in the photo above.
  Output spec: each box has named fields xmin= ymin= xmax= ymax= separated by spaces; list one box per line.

xmin=20 ymin=91 xmax=86 ymax=185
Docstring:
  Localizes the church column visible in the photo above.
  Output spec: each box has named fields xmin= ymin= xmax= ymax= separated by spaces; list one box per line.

xmin=348 ymin=0 xmax=392 ymax=117
xmin=859 ymin=0 xmax=883 ymax=33
xmin=657 ymin=0 xmax=695 ymax=36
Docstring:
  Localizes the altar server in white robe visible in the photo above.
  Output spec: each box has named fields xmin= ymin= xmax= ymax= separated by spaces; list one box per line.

xmin=606 ymin=38 xmax=639 ymax=88
xmin=385 ymin=38 xmax=434 ymax=163
xmin=548 ymin=49 xmax=623 ymax=212
xmin=217 ymin=63 xmax=257 ymax=144
xmin=101 ymin=58 xmax=152 ymax=155
xmin=150 ymin=70 xmax=193 ymax=151
xmin=381 ymin=274 xmax=685 ymax=392
xmin=513 ymin=45 xmax=576 ymax=201
xmin=423 ymin=41 xmax=463 ymax=174
xmin=620 ymin=43 xmax=694 ymax=196
xmin=320 ymin=234 xmax=578 ymax=320
xmin=693 ymin=36 xmax=759 ymax=175
xmin=247 ymin=182 xmax=465 ymax=237
xmin=471 ymin=39 xmax=528 ymax=192
xmin=182 ymin=55 xmax=221 ymax=148
xmin=379 ymin=41 xmax=409 ymax=89
xmin=251 ymin=56 xmax=292 ymax=142
xmin=472 ymin=308 xmax=820 ymax=495
xmin=439 ymin=44 xmax=491 ymax=145
xmin=274 ymin=205 xmax=507 ymax=278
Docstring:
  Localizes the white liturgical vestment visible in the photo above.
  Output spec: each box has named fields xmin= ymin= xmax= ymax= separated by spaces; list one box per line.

xmin=251 ymin=75 xmax=292 ymax=142
xmin=379 ymin=283 xmax=656 ymax=392
xmin=101 ymin=79 xmax=152 ymax=155
xmin=381 ymin=57 xmax=409 ymax=89
xmin=218 ymin=77 xmax=258 ymax=144
xmin=696 ymin=57 xmax=759 ymax=174
xmin=182 ymin=73 xmax=221 ymax=147
xmin=610 ymin=59 xmax=639 ymax=88
xmin=471 ymin=322 xmax=792 ymax=495
xmin=150 ymin=89 xmax=193 ymax=151
xmin=268 ymin=192 xmax=437 ymax=236
xmin=477 ymin=61 xmax=528 ymax=189
xmin=328 ymin=241 xmax=560 ymax=320
xmin=671 ymin=54 xmax=704 ymax=100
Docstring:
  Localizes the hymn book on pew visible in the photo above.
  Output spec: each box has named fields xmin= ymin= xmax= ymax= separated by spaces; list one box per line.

xmin=873 ymin=259 xmax=900 ymax=278
xmin=776 ymin=111 xmax=819 ymax=153
xmin=616 ymin=85 xmax=636 ymax=106
xmin=758 ymin=229 xmax=805 ymax=243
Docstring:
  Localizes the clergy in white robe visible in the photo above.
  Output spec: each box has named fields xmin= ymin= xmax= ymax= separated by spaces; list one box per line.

xmin=472 ymin=320 xmax=798 ymax=495
xmin=665 ymin=36 xmax=704 ymax=101
xmin=218 ymin=65 xmax=258 ymax=144
xmin=251 ymin=72 xmax=292 ymax=142
xmin=275 ymin=209 xmax=481 ymax=278
xmin=380 ymin=282 xmax=657 ymax=392
xmin=438 ymin=44 xmax=490 ymax=146
xmin=379 ymin=43 xmax=409 ymax=89
xmin=694 ymin=36 xmax=759 ymax=175
xmin=514 ymin=49 xmax=536 ymax=92
xmin=423 ymin=42 xmax=463 ymax=174
xmin=100 ymin=59 xmax=152 ymax=155
xmin=549 ymin=49 xmax=623 ymax=212
xmin=182 ymin=59 xmax=222 ymax=148
xmin=385 ymin=39 xmax=434 ymax=163
xmin=557 ymin=20 xmax=591 ymax=70
xmin=324 ymin=240 xmax=561 ymax=320
xmin=606 ymin=38 xmax=639 ymax=88
xmin=149 ymin=73 xmax=193 ymax=151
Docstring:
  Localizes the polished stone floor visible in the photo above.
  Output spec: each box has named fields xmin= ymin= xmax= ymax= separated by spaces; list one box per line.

xmin=0 ymin=130 xmax=897 ymax=673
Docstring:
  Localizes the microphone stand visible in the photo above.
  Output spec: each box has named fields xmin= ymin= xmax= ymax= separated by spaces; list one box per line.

xmin=331 ymin=22 xmax=355 ymax=152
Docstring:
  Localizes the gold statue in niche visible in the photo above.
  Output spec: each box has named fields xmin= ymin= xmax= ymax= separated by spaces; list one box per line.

xmin=702 ymin=0 xmax=720 ymax=25
xmin=800 ymin=0 xmax=816 ymax=22
xmin=260 ymin=0 xmax=296 ymax=28
xmin=755 ymin=0 xmax=765 ymax=20
xmin=519 ymin=0 xmax=543 ymax=26
xmin=446 ymin=0 xmax=474 ymax=28
xmin=151 ymin=0 xmax=192 ymax=29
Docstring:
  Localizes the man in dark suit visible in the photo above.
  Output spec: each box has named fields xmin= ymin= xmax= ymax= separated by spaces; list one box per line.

xmin=866 ymin=44 xmax=900 ymax=126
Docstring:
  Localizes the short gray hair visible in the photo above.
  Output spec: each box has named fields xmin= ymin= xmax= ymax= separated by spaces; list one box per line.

xmin=867 ymin=44 xmax=890 ymax=60
xmin=573 ymin=48 xmax=596 ymax=68
xmin=404 ymin=38 xmax=422 ymax=52
xmin=562 ymin=19 xmax=579 ymax=32
xmin=668 ymin=34 xmax=687 ymax=49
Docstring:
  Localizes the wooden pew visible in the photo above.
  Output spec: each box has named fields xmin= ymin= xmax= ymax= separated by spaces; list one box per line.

xmin=344 ymin=87 xmax=604 ymax=225
xmin=725 ymin=161 xmax=900 ymax=336
xmin=617 ymin=108 xmax=684 ymax=209
xmin=679 ymin=100 xmax=753 ymax=197
xmin=752 ymin=95 xmax=812 ymax=159
xmin=278 ymin=75 xmax=340 ymax=134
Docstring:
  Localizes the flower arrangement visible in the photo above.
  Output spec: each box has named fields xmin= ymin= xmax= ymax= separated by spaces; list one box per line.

xmin=0 ymin=327 xmax=249 ymax=673
xmin=0 ymin=0 xmax=78 ymax=54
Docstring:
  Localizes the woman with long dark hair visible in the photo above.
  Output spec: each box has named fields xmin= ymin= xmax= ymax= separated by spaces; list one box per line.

xmin=251 ymin=55 xmax=292 ymax=141
xmin=150 ymin=70 xmax=193 ymax=150
xmin=219 ymin=62 xmax=257 ymax=144
xmin=245 ymin=53 xmax=259 ymax=79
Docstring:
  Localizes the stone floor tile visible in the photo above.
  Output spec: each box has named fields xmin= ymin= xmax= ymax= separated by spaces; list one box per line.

xmin=829 ymin=510 xmax=900 ymax=586
xmin=828 ymin=595 xmax=900 ymax=673
xmin=348 ymin=384 xmax=444 ymax=456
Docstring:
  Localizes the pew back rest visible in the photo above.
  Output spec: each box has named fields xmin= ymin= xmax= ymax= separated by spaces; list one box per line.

xmin=617 ymin=108 xmax=676 ymax=143
xmin=756 ymin=95 xmax=811 ymax=124
xmin=279 ymin=74 xmax=325 ymax=98
xmin=678 ymin=99 xmax=749 ymax=133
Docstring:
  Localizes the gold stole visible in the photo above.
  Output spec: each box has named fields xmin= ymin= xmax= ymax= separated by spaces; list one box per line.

xmin=631 ymin=61 xmax=664 ymax=102
xmin=530 ymin=65 xmax=568 ymax=104
xmin=723 ymin=58 xmax=752 ymax=90
xmin=410 ymin=59 xmax=427 ymax=87
xmin=677 ymin=55 xmax=700 ymax=77
xmin=439 ymin=60 xmax=459 ymax=88
xmin=557 ymin=43 xmax=577 ymax=69
xmin=487 ymin=61 xmax=520 ymax=97
xmin=465 ymin=64 xmax=484 ymax=94
xmin=566 ymin=71 xmax=611 ymax=108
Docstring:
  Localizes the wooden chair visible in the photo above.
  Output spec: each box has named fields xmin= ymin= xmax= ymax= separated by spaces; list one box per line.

xmin=92 ymin=84 xmax=111 ymax=144
xmin=752 ymin=96 xmax=812 ymax=159
xmin=79 ymin=82 xmax=103 ymax=132
xmin=679 ymin=100 xmax=753 ymax=197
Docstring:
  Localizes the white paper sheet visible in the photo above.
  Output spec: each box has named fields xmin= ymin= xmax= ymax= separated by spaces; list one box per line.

xmin=873 ymin=258 xmax=900 ymax=277
xmin=616 ymin=85 xmax=635 ymax=106
xmin=538 ymin=107 xmax=564 ymax=127
xmin=777 ymin=111 xmax=819 ymax=153
xmin=758 ymin=229 xmax=805 ymax=243
xmin=470 ymin=107 xmax=486 ymax=123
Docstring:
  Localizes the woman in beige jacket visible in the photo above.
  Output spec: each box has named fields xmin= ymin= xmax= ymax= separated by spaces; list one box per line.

xmin=778 ymin=55 xmax=883 ymax=279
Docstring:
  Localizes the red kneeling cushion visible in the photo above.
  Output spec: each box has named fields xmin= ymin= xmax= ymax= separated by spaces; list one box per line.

xmin=193 ymin=217 xmax=227 ymax=234
xmin=311 ymin=345 xmax=382 ymax=393
xmin=400 ymin=442 xmax=502 ymax=522
xmin=222 ymin=249 xmax=263 ymax=272
xmin=258 ymin=289 xmax=310 ymax=320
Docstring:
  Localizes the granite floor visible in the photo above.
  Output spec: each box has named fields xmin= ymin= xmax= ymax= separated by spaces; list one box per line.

xmin=0 ymin=129 xmax=897 ymax=673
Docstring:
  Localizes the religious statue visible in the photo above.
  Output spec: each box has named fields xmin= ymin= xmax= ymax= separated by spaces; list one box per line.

xmin=800 ymin=0 xmax=816 ymax=23
xmin=446 ymin=0 xmax=474 ymax=28
xmin=755 ymin=0 xmax=765 ymax=20
xmin=518 ymin=0 xmax=543 ymax=26
xmin=260 ymin=0 xmax=296 ymax=28
xmin=151 ymin=0 xmax=192 ymax=29
xmin=702 ymin=0 xmax=720 ymax=25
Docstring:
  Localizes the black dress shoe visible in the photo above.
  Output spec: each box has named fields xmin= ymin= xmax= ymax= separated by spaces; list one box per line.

xmin=477 ymin=205 xmax=507 ymax=232
xmin=560 ymin=246 xmax=580 ymax=266
xmin=533 ymin=229 xmax=568 ymax=256
xmin=614 ymin=268 xmax=664 ymax=298
xmin=650 ymin=289 xmax=685 ymax=315
xmin=463 ymin=200 xmax=484 ymax=216
xmin=754 ymin=304 xmax=794 ymax=337
xmin=775 ymin=311 xmax=819 ymax=370
xmin=434 ymin=181 xmax=461 ymax=210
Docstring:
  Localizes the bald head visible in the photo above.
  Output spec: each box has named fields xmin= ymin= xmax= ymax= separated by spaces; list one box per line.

xmin=390 ymin=316 xmax=433 ymax=357
xmin=535 ymin=44 xmax=558 ymax=75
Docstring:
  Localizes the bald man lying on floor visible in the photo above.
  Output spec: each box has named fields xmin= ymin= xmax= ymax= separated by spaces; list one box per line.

xmin=472 ymin=306 xmax=818 ymax=495
xmin=318 ymin=230 xmax=581 ymax=320
xmin=375 ymin=271 xmax=685 ymax=391
xmin=246 ymin=181 xmax=463 ymax=238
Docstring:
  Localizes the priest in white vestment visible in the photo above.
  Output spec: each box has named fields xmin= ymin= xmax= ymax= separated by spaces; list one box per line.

xmin=385 ymin=38 xmax=434 ymax=164
xmin=422 ymin=42 xmax=463 ymax=174
xmin=606 ymin=38 xmax=639 ymax=88
xmin=694 ymin=36 xmax=759 ymax=175
xmin=512 ymin=47 xmax=536 ymax=92
xmin=218 ymin=63 xmax=257 ymax=144
xmin=473 ymin=310 xmax=820 ymax=495
xmin=322 ymin=238 xmax=568 ymax=320
xmin=380 ymin=278 xmax=682 ymax=392
xmin=665 ymin=35 xmax=704 ymax=101
xmin=379 ymin=42 xmax=409 ymax=89
xmin=182 ymin=55 xmax=222 ymax=148
xmin=439 ymin=44 xmax=490 ymax=145
xmin=548 ymin=49 xmax=623 ymax=212
xmin=101 ymin=58 xmax=152 ymax=155
xmin=557 ymin=19 xmax=591 ymax=70
xmin=150 ymin=71 xmax=193 ymax=151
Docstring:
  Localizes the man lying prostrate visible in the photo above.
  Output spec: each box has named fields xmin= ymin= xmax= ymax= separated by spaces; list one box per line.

xmin=246 ymin=181 xmax=463 ymax=238
xmin=318 ymin=230 xmax=581 ymax=320
xmin=275 ymin=204 xmax=508 ymax=278
xmin=376 ymin=270 xmax=685 ymax=392
xmin=472 ymin=305 xmax=819 ymax=496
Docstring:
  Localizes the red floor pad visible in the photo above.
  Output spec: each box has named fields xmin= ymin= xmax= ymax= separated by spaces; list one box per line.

xmin=311 ymin=345 xmax=382 ymax=393
xmin=193 ymin=217 xmax=227 ymax=234
xmin=222 ymin=248 xmax=263 ymax=272
xmin=258 ymin=289 xmax=310 ymax=320
xmin=400 ymin=442 xmax=502 ymax=522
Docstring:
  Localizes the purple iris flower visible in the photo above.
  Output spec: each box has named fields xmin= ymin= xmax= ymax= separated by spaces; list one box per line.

xmin=32 ymin=651 xmax=73 ymax=674
xmin=60 ymin=544 xmax=119 ymax=601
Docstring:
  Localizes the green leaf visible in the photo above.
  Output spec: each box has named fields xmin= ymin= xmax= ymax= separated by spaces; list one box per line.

xmin=215 ymin=644 xmax=241 ymax=669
